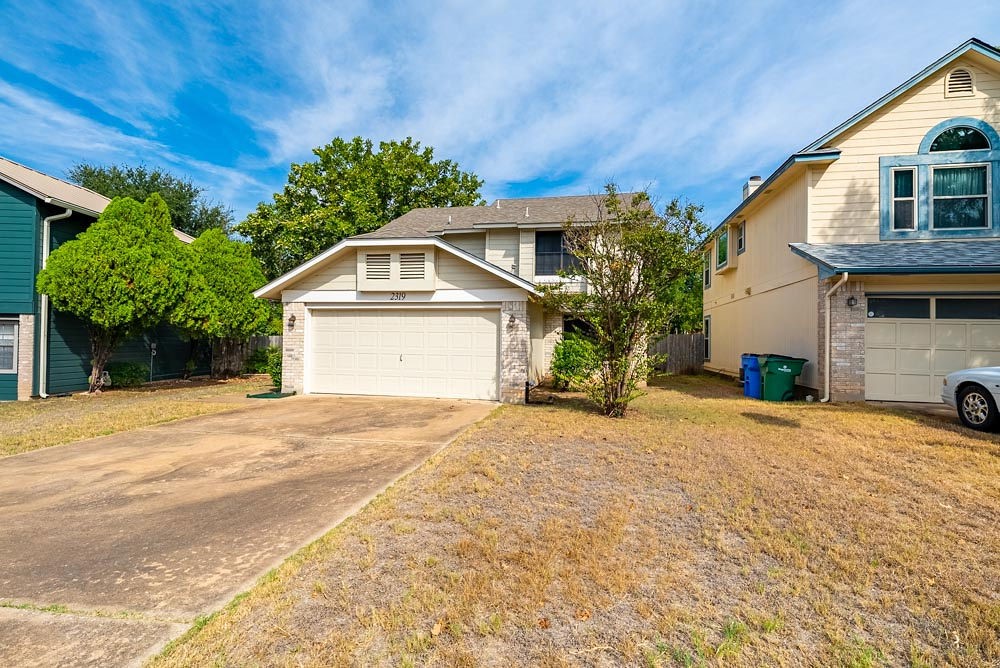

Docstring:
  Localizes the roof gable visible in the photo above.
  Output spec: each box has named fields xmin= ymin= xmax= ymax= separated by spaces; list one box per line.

xmin=802 ymin=38 xmax=1000 ymax=152
xmin=254 ymin=237 xmax=539 ymax=300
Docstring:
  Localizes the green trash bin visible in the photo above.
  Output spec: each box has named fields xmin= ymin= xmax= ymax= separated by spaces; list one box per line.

xmin=757 ymin=354 xmax=807 ymax=401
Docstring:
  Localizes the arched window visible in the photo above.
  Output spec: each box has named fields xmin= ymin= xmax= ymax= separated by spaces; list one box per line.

xmin=929 ymin=126 xmax=990 ymax=152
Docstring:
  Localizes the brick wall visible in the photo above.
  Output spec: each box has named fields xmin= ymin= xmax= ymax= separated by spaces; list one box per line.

xmin=281 ymin=302 xmax=305 ymax=394
xmin=817 ymin=278 xmax=866 ymax=401
xmin=542 ymin=309 xmax=563 ymax=374
xmin=17 ymin=314 xmax=34 ymax=401
xmin=500 ymin=300 xmax=529 ymax=403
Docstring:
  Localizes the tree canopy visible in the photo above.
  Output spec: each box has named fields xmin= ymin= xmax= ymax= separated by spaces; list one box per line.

xmin=37 ymin=194 xmax=190 ymax=392
xmin=237 ymin=136 xmax=484 ymax=279
xmin=541 ymin=185 xmax=707 ymax=417
xmin=68 ymin=163 xmax=233 ymax=237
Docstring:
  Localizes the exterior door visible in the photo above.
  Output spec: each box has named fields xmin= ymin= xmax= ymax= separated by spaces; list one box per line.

xmin=308 ymin=308 xmax=500 ymax=401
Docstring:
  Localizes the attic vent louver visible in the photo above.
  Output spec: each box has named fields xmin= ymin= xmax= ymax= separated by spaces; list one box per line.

xmin=946 ymin=68 xmax=974 ymax=97
xmin=399 ymin=252 xmax=425 ymax=280
xmin=365 ymin=253 xmax=390 ymax=280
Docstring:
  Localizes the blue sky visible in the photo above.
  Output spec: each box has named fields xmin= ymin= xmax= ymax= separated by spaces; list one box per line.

xmin=1 ymin=1 xmax=998 ymax=226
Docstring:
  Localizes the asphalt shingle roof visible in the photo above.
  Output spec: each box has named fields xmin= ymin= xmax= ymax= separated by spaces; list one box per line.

xmin=355 ymin=193 xmax=641 ymax=239
xmin=789 ymin=241 xmax=1000 ymax=274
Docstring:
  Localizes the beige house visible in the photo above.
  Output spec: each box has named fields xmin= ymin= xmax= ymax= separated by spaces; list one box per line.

xmin=255 ymin=194 xmax=623 ymax=403
xmin=703 ymin=37 xmax=1000 ymax=403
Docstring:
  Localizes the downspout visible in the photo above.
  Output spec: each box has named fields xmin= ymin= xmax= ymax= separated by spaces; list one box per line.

xmin=821 ymin=271 xmax=849 ymax=403
xmin=38 ymin=205 xmax=74 ymax=398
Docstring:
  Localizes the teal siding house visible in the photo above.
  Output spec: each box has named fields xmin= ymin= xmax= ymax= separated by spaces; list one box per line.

xmin=0 ymin=157 xmax=207 ymax=401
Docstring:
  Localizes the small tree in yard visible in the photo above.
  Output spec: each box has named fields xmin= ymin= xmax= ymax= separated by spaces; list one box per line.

xmin=541 ymin=185 xmax=707 ymax=417
xmin=37 ymin=194 xmax=189 ymax=393
xmin=171 ymin=229 xmax=271 ymax=377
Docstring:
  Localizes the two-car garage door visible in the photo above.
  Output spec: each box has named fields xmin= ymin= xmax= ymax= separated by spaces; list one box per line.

xmin=865 ymin=296 xmax=1000 ymax=402
xmin=308 ymin=308 xmax=500 ymax=401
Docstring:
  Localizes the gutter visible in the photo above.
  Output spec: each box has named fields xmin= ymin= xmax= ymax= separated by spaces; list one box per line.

xmin=821 ymin=272 xmax=849 ymax=404
xmin=38 ymin=205 xmax=73 ymax=398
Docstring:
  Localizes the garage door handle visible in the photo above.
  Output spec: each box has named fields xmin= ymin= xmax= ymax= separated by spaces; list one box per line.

xmin=399 ymin=354 xmax=403 ymax=362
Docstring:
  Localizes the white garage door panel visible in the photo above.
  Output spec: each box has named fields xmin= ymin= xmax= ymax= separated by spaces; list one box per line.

xmin=309 ymin=309 xmax=499 ymax=400
xmin=865 ymin=297 xmax=1000 ymax=402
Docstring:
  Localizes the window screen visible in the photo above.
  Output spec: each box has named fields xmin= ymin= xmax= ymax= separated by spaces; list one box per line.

xmin=866 ymin=298 xmax=930 ymax=319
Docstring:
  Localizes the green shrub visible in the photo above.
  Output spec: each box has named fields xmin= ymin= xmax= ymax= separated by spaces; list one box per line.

xmin=266 ymin=347 xmax=282 ymax=389
xmin=551 ymin=333 xmax=598 ymax=391
xmin=106 ymin=361 xmax=149 ymax=388
xmin=244 ymin=345 xmax=279 ymax=374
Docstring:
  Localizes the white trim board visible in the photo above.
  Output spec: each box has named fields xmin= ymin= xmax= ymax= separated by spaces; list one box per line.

xmin=283 ymin=287 xmax=528 ymax=304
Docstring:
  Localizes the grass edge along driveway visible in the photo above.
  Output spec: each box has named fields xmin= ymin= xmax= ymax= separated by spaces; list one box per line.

xmin=0 ymin=378 xmax=269 ymax=458
xmin=150 ymin=375 xmax=999 ymax=667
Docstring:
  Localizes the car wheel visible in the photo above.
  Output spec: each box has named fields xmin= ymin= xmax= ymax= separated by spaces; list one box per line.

xmin=957 ymin=384 xmax=999 ymax=431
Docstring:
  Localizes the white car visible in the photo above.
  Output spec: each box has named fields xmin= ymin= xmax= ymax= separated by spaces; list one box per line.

xmin=942 ymin=367 xmax=1000 ymax=431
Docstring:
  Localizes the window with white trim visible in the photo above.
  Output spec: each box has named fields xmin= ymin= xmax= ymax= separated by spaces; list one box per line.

xmin=702 ymin=251 xmax=711 ymax=289
xmin=931 ymin=164 xmax=990 ymax=229
xmin=0 ymin=320 xmax=17 ymax=373
xmin=891 ymin=168 xmax=916 ymax=230
xmin=736 ymin=221 xmax=746 ymax=254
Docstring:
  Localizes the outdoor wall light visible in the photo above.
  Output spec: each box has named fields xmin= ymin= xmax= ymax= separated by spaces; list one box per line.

xmin=846 ymin=296 xmax=858 ymax=308
xmin=508 ymin=314 xmax=516 ymax=329
xmin=287 ymin=314 xmax=297 ymax=330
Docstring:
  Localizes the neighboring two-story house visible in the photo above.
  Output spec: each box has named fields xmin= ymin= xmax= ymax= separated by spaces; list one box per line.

xmin=0 ymin=157 xmax=205 ymax=401
xmin=255 ymin=194 xmax=627 ymax=403
xmin=703 ymin=37 xmax=1000 ymax=403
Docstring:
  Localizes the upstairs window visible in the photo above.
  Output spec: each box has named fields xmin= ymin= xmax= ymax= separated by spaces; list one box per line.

xmin=931 ymin=164 xmax=989 ymax=229
xmin=892 ymin=168 xmax=916 ymax=230
xmin=0 ymin=320 xmax=17 ymax=373
xmin=535 ymin=231 xmax=580 ymax=275
xmin=929 ymin=126 xmax=990 ymax=152
xmin=736 ymin=221 xmax=746 ymax=254
xmin=702 ymin=251 xmax=711 ymax=289
xmin=716 ymin=229 xmax=729 ymax=269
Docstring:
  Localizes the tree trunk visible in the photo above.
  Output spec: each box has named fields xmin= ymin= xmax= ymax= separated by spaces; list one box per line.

xmin=88 ymin=329 xmax=117 ymax=394
xmin=211 ymin=337 xmax=245 ymax=378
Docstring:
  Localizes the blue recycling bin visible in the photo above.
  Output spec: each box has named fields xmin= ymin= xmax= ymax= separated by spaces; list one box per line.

xmin=741 ymin=353 xmax=763 ymax=399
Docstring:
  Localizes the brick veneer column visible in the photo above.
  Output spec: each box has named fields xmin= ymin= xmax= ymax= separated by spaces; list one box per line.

xmin=541 ymin=309 xmax=563 ymax=375
xmin=281 ymin=302 xmax=305 ymax=394
xmin=500 ymin=300 xmax=529 ymax=403
xmin=817 ymin=278 xmax=866 ymax=401
xmin=17 ymin=314 xmax=34 ymax=401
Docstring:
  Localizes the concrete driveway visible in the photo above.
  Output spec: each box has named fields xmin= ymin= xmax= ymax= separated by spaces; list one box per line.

xmin=0 ymin=395 xmax=494 ymax=667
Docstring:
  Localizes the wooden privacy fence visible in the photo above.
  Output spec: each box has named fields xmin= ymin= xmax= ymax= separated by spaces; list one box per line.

xmin=211 ymin=335 xmax=283 ymax=376
xmin=648 ymin=332 xmax=705 ymax=374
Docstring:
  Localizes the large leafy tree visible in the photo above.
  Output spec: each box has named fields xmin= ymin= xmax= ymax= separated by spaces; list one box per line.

xmin=171 ymin=229 xmax=271 ymax=376
xmin=542 ymin=185 xmax=707 ymax=417
xmin=68 ymin=163 xmax=233 ymax=237
xmin=37 ymin=194 xmax=190 ymax=392
xmin=238 ymin=136 xmax=484 ymax=278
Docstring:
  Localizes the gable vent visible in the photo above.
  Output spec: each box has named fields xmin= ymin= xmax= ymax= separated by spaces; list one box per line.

xmin=946 ymin=68 xmax=974 ymax=97
xmin=399 ymin=252 xmax=425 ymax=280
xmin=365 ymin=253 xmax=390 ymax=280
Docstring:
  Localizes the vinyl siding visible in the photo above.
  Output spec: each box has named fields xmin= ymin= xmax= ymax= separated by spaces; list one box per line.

xmin=518 ymin=229 xmax=534 ymax=280
xmin=703 ymin=171 xmax=819 ymax=387
xmin=0 ymin=181 xmax=39 ymax=314
xmin=293 ymin=252 xmax=357 ymax=291
xmin=0 ymin=374 xmax=15 ymax=401
xmin=442 ymin=232 xmax=486 ymax=259
xmin=435 ymin=253 xmax=513 ymax=290
xmin=485 ymin=229 xmax=518 ymax=274
xmin=809 ymin=57 xmax=1000 ymax=243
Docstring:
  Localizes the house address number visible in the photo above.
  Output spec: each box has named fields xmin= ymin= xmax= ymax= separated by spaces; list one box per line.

xmin=390 ymin=292 xmax=407 ymax=301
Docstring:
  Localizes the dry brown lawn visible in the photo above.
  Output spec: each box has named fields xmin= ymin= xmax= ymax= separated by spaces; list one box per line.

xmin=151 ymin=375 xmax=999 ymax=667
xmin=0 ymin=377 xmax=269 ymax=457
